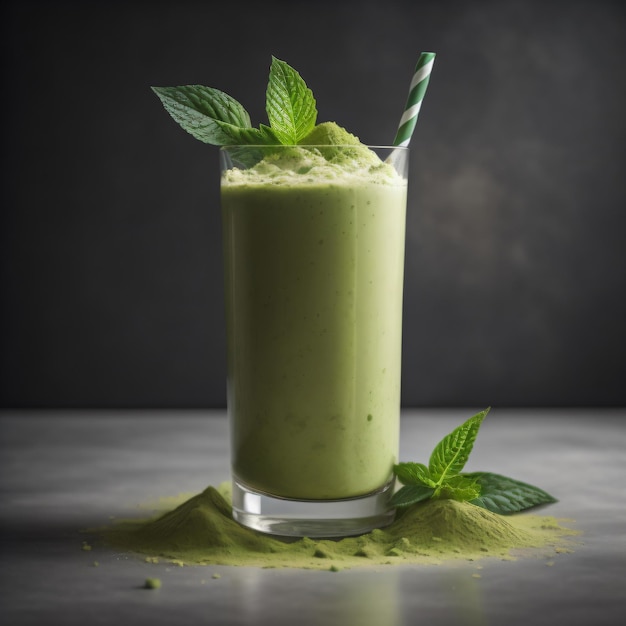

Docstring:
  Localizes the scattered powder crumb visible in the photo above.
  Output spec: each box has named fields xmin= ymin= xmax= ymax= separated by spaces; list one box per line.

xmin=81 ymin=541 xmax=92 ymax=552
xmin=353 ymin=547 xmax=373 ymax=558
xmin=313 ymin=547 xmax=331 ymax=559
xmin=386 ymin=548 xmax=403 ymax=557
xmin=92 ymin=484 xmax=580 ymax=571
xmin=212 ymin=573 xmax=221 ymax=579
xmin=471 ymin=573 xmax=482 ymax=579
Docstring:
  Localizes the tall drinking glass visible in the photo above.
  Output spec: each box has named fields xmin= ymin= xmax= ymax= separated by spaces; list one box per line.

xmin=220 ymin=144 xmax=408 ymax=537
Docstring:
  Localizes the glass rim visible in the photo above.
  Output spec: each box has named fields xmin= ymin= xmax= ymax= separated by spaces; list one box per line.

xmin=219 ymin=144 xmax=409 ymax=151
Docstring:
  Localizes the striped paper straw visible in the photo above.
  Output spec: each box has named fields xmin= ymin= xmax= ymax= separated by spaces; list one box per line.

xmin=393 ymin=52 xmax=436 ymax=147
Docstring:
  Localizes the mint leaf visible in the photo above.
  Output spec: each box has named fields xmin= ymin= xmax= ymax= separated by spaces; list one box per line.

xmin=152 ymin=85 xmax=248 ymax=144
xmin=152 ymin=57 xmax=317 ymax=146
xmin=393 ymin=462 xmax=436 ymax=488
xmin=390 ymin=484 xmax=436 ymax=508
xmin=220 ymin=124 xmax=277 ymax=146
xmin=152 ymin=85 xmax=278 ymax=146
xmin=389 ymin=408 xmax=557 ymax=514
xmin=266 ymin=57 xmax=317 ymax=144
xmin=466 ymin=472 xmax=558 ymax=515
xmin=437 ymin=474 xmax=481 ymax=502
xmin=428 ymin=408 xmax=490 ymax=487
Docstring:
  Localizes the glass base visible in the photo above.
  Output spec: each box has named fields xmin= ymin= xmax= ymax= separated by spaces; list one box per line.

xmin=231 ymin=477 xmax=396 ymax=538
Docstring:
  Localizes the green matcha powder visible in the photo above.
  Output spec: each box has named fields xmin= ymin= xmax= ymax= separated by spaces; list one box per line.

xmin=93 ymin=484 xmax=579 ymax=571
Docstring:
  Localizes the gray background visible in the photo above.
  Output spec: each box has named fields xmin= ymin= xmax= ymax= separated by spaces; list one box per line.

xmin=1 ymin=0 xmax=625 ymax=409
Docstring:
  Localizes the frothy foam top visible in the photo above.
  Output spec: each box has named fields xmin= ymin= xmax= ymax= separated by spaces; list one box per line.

xmin=222 ymin=123 xmax=406 ymax=187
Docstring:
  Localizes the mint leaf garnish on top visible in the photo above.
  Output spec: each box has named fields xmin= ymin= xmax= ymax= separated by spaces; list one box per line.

xmin=152 ymin=57 xmax=317 ymax=146
xmin=266 ymin=57 xmax=317 ymax=144
xmin=391 ymin=408 xmax=558 ymax=514
xmin=151 ymin=84 xmax=274 ymax=145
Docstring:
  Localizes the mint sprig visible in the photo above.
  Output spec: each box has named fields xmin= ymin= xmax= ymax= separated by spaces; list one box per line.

xmin=151 ymin=85 xmax=270 ymax=145
xmin=390 ymin=408 xmax=558 ymax=515
xmin=152 ymin=57 xmax=317 ymax=146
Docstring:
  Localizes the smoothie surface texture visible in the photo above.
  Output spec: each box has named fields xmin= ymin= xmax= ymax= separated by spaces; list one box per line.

xmin=222 ymin=122 xmax=404 ymax=186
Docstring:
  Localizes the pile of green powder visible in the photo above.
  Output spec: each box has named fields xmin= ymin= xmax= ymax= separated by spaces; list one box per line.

xmin=94 ymin=484 xmax=579 ymax=570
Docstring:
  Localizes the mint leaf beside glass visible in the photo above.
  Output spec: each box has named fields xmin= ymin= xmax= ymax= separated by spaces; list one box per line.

xmin=428 ymin=408 xmax=488 ymax=492
xmin=467 ymin=472 xmax=558 ymax=515
xmin=391 ymin=408 xmax=558 ymax=515
xmin=394 ymin=462 xmax=436 ymax=488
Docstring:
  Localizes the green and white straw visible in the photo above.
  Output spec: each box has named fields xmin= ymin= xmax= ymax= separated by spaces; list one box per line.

xmin=393 ymin=52 xmax=436 ymax=147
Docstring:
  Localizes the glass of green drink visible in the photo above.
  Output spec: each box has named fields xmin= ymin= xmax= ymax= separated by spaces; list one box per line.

xmin=221 ymin=142 xmax=409 ymax=537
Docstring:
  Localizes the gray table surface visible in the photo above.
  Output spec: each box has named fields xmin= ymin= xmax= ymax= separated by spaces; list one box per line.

xmin=1 ymin=408 xmax=624 ymax=626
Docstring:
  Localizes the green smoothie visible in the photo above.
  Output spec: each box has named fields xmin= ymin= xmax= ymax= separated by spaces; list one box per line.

xmin=221 ymin=132 xmax=407 ymax=500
